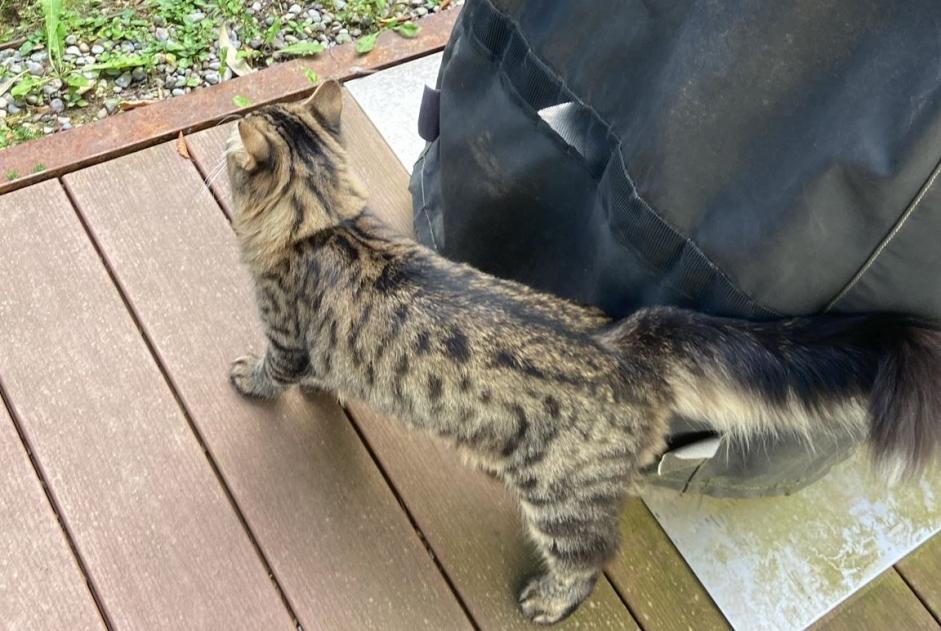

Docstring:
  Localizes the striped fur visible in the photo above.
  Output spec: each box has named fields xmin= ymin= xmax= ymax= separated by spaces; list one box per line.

xmin=226 ymin=81 xmax=941 ymax=624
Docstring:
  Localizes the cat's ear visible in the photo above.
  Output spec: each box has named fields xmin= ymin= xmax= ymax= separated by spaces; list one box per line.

xmin=303 ymin=79 xmax=343 ymax=130
xmin=238 ymin=118 xmax=270 ymax=171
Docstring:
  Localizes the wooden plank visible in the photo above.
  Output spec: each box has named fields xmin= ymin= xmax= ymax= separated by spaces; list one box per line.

xmin=0 ymin=181 xmax=293 ymax=629
xmin=608 ymin=499 xmax=729 ymax=630
xmin=0 ymin=403 xmax=104 ymax=630
xmin=188 ymin=94 xmax=640 ymax=628
xmin=898 ymin=535 xmax=941 ymax=621
xmin=812 ymin=569 xmax=939 ymax=630
xmin=63 ymin=143 xmax=471 ymax=631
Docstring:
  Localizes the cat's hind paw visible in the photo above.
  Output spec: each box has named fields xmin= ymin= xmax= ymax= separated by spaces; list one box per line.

xmin=229 ymin=354 xmax=278 ymax=399
xmin=518 ymin=572 xmax=596 ymax=625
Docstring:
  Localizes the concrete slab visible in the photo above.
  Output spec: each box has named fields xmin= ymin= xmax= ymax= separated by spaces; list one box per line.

xmin=346 ymin=52 xmax=442 ymax=172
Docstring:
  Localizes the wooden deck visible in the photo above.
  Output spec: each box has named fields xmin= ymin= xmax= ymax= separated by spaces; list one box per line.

xmin=0 ymin=88 xmax=939 ymax=630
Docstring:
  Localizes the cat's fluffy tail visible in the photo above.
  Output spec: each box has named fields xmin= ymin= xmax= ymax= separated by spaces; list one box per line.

xmin=599 ymin=308 xmax=941 ymax=478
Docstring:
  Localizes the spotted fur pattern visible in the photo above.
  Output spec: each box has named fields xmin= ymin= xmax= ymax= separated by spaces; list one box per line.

xmin=226 ymin=81 xmax=941 ymax=624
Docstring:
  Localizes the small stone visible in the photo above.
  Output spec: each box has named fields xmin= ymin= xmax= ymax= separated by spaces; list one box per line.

xmin=43 ymin=126 xmax=54 ymax=134
xmin=416 ymin=7 xmax=428 ymax=16
xmin=0 ymin=97 xmax=6 ymax=109
xmin=335 ymin=33 xmax=352 ymax=44
xmin=131 ymin=67 xmax=146 ymax=81
xmin=156 ymin=27 xmax=170 ymax=41
xmin=0 ymin=110 xmax=6 ymax=119
xmin=49 ymin=98 xmax=65 ymax=113
xmin=65 ymin=45 xmax=82 ymax=57
xmin=285 ymin=34 xmax=299 ymax=43
xmin=25 ymin=94 xmax=39 ymax=105
xmin=96 ymin=107 xmax=108 ymax=119
xmin=79 ymin=42 xmax=90 ymax=53
xmin=42 ymin=84 xmax=59 ymax=96
xmin=65 ymin=34 xmax=78 ymax=45
xmin=154 ymin=15 xmax=166 ymax=27
xmin=265 ymin=16 xmax=275 ymax=26
xmin=115 ymin=72 xmax=132 ymax=88
xmin=104 ymin=99 xmax=119 ymax=114
xmin=91 ymin=44 xmax=105 ymax=55
xmin=288 ymin=3 xmax=302 ymax=14
xmin=30 ymin=51 xmax=48 ymax=62
xmin=8 ymin=63 xmax=23 ymax=74
xmin=171 ymin=88 xmax=185 ymax=97
xmin=60 ymin=121 xmax=72 ymax=129
xmin=207 ymin=61 xmax=221 ymax=70
xmin=174 ymin=77 xmax=187 ymax=88
xmin=334 ymin=0 xmax=347 ymax=10
xmin=189 ymin=11 xmax=206 ymax=22
xmin=57 ymin=116 xmax=71 ymax=125
xmin=112 ymin=86 xmax=123 ymax=93
xmin=27 ymin=61 xmax=45 ymax=76
xmin=307 ymin=9 xmax=321 ymax=20
xmin=223 ymin=67 xmax=233 ymax=81
xmin=251 ymin=1 xmax=262 ymax=11
xmin=351 ymin=28 xmax=362 ymax=37
xmin=204 ymin=70 xmax=221 ymax=85
xmin=249 ymin=38 xmax=263 ymax=49
xmin=6 ymin=102 xmax=20 ymax=115
xmin=411 ymin=0 xmax=424 ymax=5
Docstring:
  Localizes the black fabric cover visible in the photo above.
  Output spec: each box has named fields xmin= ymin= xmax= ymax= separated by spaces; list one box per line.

xmin=410 ymin=0 xmax=941 ymax=496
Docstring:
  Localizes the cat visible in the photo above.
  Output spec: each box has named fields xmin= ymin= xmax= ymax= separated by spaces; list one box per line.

xmin=226 ymin=80 xmax=941 ymax=624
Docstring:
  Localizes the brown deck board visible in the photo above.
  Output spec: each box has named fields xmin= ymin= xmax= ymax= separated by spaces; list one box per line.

xmin=812 ymin=569 xmax=939 ymax=630
xmin=0 ymin=181 xmax=293 ymax=629
xmin=898 ymin=536 xmax=941 ymax=621
xmin=0 ymin=403 xmax=104 ymax=630
xmin=63 ymin=142 xmax=471 ymax=630
xmin=609 ymin=499 xmax=730 ymax=630
xmin=187 ymin=99 xmax=640 ymax=629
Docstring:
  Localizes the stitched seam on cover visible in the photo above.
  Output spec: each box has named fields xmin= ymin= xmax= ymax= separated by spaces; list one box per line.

xmin=615 ymin=147 xmax=782 ymax=317
xmin=825 ymin=154 xmax=941 ymax=311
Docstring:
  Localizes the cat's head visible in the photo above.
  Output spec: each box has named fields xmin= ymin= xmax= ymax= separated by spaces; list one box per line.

xmin=226 ymin=80 xmax=368 ymax=270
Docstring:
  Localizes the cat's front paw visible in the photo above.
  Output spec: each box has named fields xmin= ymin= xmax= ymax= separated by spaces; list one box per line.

xmin=230 ymin=354 xmax=277 ymax=399
xmin=518 ymin=572 xmax=596 ymax=625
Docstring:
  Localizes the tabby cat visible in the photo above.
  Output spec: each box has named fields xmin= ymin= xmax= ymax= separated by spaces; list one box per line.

xmin=227 ymin=81 xmax=941 ymax=624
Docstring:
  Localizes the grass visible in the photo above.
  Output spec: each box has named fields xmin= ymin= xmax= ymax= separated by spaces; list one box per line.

xmin=41 ymin=0 xmax=66 ymax=70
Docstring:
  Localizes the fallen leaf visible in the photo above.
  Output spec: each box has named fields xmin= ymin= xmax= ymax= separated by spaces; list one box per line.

xmin=441 ymin=0 xmax=451 ymax=8
xmin=356 ymin=32 xmax=379 ymax=55
xmin=394 ymin=22 xmax=421 ymax=39
xmin=233 ymin=94 xmax=252 ymax=108
xmin=218 ymin=26 xmax=254 ymax=77
xmin=303 ymin=68 xmax=320 ymax=85
xmin=118 ymin=99 xmax=157 ymax=112
xmin=176 ymin=132 xmax=191 ymax=160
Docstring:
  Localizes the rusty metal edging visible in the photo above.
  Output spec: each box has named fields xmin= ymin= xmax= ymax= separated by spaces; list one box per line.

xmin=0 ymin=9 xmax=457 ymax=196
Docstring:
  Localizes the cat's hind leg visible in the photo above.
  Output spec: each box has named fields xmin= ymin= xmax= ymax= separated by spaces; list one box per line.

xmin=513 ymin=454 xmax=630 ymax=624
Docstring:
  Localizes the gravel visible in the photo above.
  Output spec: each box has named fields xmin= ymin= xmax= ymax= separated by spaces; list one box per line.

xmin=1 ymin=0 xmax=460 ymax=148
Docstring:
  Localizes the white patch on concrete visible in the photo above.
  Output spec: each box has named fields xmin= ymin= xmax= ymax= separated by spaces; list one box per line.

xmin=346 ymin=51 xmax=941 ymax=630
xmin=643 ymin=454 xmax=941 ymax=630
xmin=346 ymin=52 xmax=443 ymax=172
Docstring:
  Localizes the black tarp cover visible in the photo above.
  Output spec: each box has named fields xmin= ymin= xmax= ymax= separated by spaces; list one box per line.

xmin=410 ymin=0 xmax=941 ymax=495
